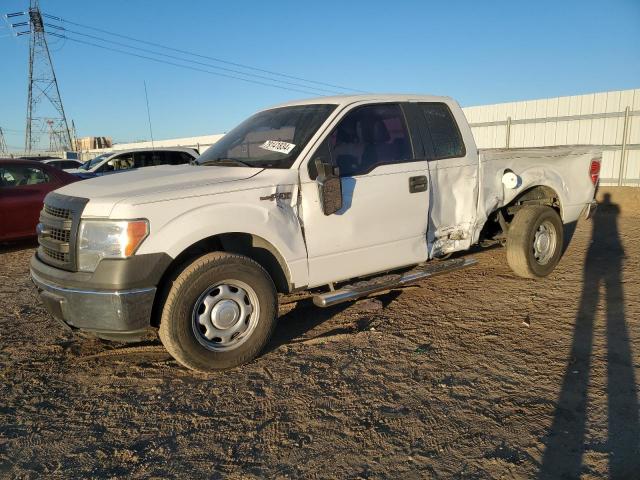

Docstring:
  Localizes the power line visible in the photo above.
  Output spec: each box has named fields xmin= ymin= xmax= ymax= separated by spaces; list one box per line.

xmin=45 ymin=24 xmax=342 ymax=95
xmin=143 ymin=80 xmax=155 ymax=149
xmin=45 ymin=31 xmax=325 ymax=96
xmin=42 ymin=11 xmax=364 ymax=94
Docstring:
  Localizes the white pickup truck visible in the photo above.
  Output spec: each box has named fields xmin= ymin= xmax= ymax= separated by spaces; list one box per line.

xmin=30 ymin=94 xmax=601 ymax=372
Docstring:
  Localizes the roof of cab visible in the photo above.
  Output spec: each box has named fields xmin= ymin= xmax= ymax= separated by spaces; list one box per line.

xmin=98 ymin=146 xmax=199 ymax=157
xmin=267 ymin=93 xmax=456 ymax=110
xmin=0 ymin=158 xmax=52 ymax=167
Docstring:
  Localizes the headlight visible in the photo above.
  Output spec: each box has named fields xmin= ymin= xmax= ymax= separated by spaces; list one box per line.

xmin=78 ymin=219 xmax=149 ymax=272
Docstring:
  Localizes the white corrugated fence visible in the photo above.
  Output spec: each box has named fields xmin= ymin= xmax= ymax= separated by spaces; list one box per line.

xmin=462 ymin=88 xmax=640 ymax=186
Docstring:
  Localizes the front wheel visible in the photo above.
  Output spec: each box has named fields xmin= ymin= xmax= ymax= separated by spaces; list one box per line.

xmin=506 ymin=205 xmax=564 ymax=279
xmin=158 ymin=252 xmax=278 ymax=372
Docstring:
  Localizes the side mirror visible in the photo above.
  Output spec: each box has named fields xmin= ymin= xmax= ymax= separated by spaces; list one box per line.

xmin=315 ymin=157 xmax=342 ymax=215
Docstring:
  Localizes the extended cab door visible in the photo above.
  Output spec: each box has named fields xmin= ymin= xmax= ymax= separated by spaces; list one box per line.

xmin=412 ymin=102 xmax=479 ymax=257
xmin=300 ymin=103 xmax=431 ymax=287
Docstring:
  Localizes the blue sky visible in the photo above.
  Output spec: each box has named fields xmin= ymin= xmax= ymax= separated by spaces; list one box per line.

xmin=1 ymin=0 xmax=639 ymax=149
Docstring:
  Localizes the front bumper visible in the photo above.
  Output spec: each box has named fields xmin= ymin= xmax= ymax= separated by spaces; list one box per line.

xmin=31 ymin=270 xmax=156 ymax=338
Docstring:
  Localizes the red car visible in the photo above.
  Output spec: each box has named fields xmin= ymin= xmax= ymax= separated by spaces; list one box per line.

xmin=0 ymin=159 xmax=80 ymax=241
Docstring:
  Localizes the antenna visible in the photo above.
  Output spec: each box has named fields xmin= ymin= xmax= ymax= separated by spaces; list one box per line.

xmin=143 ymin=80 xmax=155 ymax=149
xmin=23 ymin=0 xmax=73 ymax=152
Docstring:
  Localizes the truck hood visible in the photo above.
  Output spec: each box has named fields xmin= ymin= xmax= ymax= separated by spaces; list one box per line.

xmin=55 ymin=164 xmax=271 ymax=217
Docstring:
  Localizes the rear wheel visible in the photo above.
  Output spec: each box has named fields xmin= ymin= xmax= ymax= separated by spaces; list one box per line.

xmin=158 ymin=252 xmax=277 ymax=372
xmin=506 ymin=205 xmax=563 ymax=278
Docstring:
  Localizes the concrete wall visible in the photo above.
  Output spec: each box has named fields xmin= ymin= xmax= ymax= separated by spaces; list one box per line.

xmin=462 ymin=89 xmax=640 ymax=186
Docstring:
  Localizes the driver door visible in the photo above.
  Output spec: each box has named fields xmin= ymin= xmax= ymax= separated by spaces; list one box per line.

xmin=300 ymin=103 xmax=431 ymax=287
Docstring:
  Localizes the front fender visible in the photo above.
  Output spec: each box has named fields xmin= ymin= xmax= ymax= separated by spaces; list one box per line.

xmin=137 ymin=197 xmax=308 ymax=288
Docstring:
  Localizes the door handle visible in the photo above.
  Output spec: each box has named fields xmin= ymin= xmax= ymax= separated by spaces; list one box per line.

xmin=409 ymin=175 xmax=428 ymax=193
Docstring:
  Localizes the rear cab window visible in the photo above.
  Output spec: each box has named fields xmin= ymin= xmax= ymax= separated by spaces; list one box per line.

xmin=418 ymin=103 xmax=466 ymax=159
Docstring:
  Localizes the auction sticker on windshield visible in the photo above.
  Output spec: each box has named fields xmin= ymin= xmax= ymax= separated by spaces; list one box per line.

xmin=259 ymin=140 xmax=296 ymax=155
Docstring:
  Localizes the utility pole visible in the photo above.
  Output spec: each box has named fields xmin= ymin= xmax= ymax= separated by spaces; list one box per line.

xmin=21 ymin=0 xmax=73 ymax=153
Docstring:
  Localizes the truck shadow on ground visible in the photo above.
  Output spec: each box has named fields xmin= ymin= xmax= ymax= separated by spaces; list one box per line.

xmin=265 ymin=290 xmax=402 ymax=354
xmin=538 ymin=194 xmax=640 ymax=479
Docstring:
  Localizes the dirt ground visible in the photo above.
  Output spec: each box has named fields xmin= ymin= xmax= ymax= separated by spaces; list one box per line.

xmin=1 ymin=201 xmax=639 ymax=479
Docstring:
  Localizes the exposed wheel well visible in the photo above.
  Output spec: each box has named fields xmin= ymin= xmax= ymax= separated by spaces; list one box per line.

xmin=481 ymin=185 xmax=562 ymax=244
xmin=150 ymin=233 xmax=291 ymax=327
xmin=511 ymin=185 xmax=562 ymax=215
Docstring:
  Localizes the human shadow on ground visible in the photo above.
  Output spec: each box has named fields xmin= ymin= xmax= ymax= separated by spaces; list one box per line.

xmin=538 ymin=194 xmax=640 ymax=479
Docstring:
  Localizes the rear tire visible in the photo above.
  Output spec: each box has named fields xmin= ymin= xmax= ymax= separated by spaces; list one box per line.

xmin=506 ymin=205 xmax=563 ymax=279
xmin=158 ymin=252 xmax=277 ymax=372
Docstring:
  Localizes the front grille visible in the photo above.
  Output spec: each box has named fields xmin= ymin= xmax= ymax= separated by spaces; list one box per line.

xmin=44 ymin=204 xmax=71 ymax=219
xmin=49 ymin=227 xmax=70 ymax=243
xmin=37 ymin=193 xmax=88 ymax=271
xmin=42 ymin=246 xmax=69 ymax=263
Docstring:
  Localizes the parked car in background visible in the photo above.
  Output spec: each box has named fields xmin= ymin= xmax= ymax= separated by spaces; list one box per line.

xmin=40 ymin=158 xmax=84 ymax=171
xmin=69 ymin=147 xmax=199 ymax=179
xmin=19 ymin=155 xmax=61 ymax=161
xmin=0 ymin=159 xmax=79 ymax=242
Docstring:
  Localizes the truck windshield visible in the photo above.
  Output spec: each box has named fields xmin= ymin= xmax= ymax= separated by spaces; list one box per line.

xmin=198 ymin=104 xmax=337 ymax=169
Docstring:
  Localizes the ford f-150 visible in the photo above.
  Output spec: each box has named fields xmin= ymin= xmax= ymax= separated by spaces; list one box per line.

xmin=30 ymin=94 xmax=601 ymax=372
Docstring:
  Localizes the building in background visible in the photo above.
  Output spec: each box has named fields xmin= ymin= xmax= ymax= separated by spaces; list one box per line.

xmin=79 ymin=134 xmax=224 ymax=160
xmin=463 ymin=88 xmax=639 ymax=186
xmin=75 ymin=136 xmax=112 ymax=151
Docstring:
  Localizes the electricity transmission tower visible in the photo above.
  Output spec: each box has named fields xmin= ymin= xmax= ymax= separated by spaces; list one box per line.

xmin=22 ymin=0 xmax=73 ymax=152
xmin=0 ymin=127 xmax=8 ymax=155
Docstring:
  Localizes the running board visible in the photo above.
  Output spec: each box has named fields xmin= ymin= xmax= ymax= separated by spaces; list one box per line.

xmin=312 ymin=257 xmax=478 ymax=308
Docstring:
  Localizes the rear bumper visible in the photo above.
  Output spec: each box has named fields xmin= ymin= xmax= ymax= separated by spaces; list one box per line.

xmin=582 ymin=199 xmax=598 ymax=220
xmin=30 ymin=270 xmax=156 ymax=338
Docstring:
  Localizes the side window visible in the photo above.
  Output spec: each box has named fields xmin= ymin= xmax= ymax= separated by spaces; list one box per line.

xmin=62 ymin=161 xmax=79 ymax=169
xmin=105 ymin=154 xmax=134 ymax=171
xmin=134 ymin=151 xmax=150 ymax=168
xmin=327 ymin=104 xmax=412 ymax=177
xmin=164 ymin=151 xmax=191 ymax=165
xmin=0 ymin=165 xmax=49 ymax=187
xmin=178 ymin=152 xmax=195 ymax=164
xmin=150 ymin=151 xmax=165 ymax=166
xmin=419 ymin=103 xmax=465 ymax=159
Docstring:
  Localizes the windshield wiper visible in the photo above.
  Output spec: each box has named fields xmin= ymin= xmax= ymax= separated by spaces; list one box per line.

xmin=199 ymin=157 xmax=253 ymax=168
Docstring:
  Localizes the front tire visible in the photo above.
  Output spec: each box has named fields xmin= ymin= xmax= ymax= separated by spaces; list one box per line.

xmin=158 ymin=252 xmax=277 ymax=372
xmin=506 ymin=205 xmax=564 ymax=279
